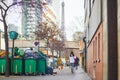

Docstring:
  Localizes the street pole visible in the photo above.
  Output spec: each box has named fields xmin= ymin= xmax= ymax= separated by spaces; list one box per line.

xmin=83 ymin=37 xmax=87 ymax=72
xmin=46 ymin=40 xmax=49 ymax=65
xmin=11 ymin=39 xmax=15 ymax=74
xmin=47 ymin=40 xmax=49 ymax=57
xmin=52 ymin=44 xmax=55 ymax=69
xmin=9 ymin=31 xmax=18 ymax=75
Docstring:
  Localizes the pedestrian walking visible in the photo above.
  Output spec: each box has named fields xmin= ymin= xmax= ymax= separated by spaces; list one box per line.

xmin=69 ymin=51 xmax=75 ymax=73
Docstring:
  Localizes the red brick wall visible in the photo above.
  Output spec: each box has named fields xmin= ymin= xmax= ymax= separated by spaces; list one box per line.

xmin=87 ymin=23 xmax=103 ymax=80
xmin=87 ymin=42 xmax=94 ymax=78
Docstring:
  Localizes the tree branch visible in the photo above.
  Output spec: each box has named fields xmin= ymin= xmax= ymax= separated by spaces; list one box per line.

xmin=2 ymin=1 xmax=22 ymax=19
xmin=0 ymin=5 xmax=6 ymax=11
xmin=7 ymin=1 xmax=23 ymax=11
xmin=2 ymin=1 xmax=8 ymax=8
xmin=0 ymin=7 xmax=4 ymax=18
xmin=0 ymin=19 xmax=3 ymax=22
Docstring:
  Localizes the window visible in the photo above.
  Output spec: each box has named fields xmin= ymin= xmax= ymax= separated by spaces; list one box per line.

xmin=98 ymin=33 xmax=100 ymax=59
xmin=93 ymin=41 xmax=95 ymax=62
xmin=95 ymin=37 xmax=97 ymax=60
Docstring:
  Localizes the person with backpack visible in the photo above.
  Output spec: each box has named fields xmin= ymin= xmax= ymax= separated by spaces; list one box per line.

xmin=74 ymin=56 xmax=79 ymax=70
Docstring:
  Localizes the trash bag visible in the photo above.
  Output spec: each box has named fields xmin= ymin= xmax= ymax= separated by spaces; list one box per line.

xmin=46 ymin=66 xmax=53 ymax=75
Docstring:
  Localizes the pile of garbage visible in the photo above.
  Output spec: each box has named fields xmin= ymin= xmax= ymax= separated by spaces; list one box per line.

xmin=13 ymin=47 xmax=24 ymax=58
xmin=0 ymin=47 xmax=47 ymax=59
xmin=24 ymin=48 xmax=39 ymax=59
xmin=0 ymin=50 xmax=7 ymax=58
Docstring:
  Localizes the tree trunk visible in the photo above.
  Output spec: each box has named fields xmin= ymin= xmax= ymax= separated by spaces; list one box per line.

xmin=4 ymin=22 xmax=9 ymax=77
xmin=59 ymin=51 xmax=61 ymax=58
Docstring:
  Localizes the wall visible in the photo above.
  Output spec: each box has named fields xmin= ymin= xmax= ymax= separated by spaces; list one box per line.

xmin=87 ymin=23 xmax=103 ymax=80
xmin=65 ymin=48 xmax=79 ymax=59
xmin=8 ymin=40 xmax=46 ymax=48
xmin=88 ymin=0 xmax=102 ymax=42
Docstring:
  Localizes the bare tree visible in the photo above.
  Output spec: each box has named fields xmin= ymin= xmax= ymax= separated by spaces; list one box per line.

xmin=35 ymin=21 xmax=60 ymax=56
xmin=35 ymin=22 xmax=59 ymax=41
xmin=49 ymin=38 xmax=65 ymax=58
xmin=0 ymin=0 xmax=43 ymax=76
xmin=0 ymin=0 xmax=23 ymax=77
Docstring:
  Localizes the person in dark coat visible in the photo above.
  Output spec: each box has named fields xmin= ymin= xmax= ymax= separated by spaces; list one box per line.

xmin=74 ymin=56 xmax=79 ymax=70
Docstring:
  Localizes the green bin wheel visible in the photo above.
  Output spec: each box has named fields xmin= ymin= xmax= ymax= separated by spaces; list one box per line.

xmin=20 ymin=73 xmax=22 ymax=75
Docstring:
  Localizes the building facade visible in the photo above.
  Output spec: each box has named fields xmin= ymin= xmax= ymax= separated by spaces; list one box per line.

xmin=84 ymin=0 xmax=102 ymax=80
xmin=21 ymin=0 xmax=57 ymax=40
xmin=42 ymin=0 xmax=57 ymax=27
xmin=22 ymin=0 xmax=42 ymax=40
xmin=85 ymin=0 xmax=120 ymax=80
xmin=51 ymin=0 xmax=61 ymax=28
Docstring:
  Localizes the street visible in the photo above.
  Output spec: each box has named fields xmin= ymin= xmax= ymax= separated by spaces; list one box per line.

xmin=0 ymin=67 xmax=92 ymax=80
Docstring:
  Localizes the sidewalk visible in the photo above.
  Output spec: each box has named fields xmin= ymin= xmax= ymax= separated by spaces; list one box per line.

xmin=53 ymin=66 xmax=92 ymax=80
xmin=0 ymin=67 xmax=92 ymax=80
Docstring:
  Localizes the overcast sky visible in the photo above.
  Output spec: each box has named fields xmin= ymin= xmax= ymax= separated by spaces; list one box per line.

xmin=0 ymin=0 xmax=84 ymax=41
xmin=64 ymin=0 xmax=84 ymax=41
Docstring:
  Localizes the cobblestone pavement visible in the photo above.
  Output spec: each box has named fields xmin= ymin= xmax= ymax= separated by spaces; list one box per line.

xmin=0 ymin=67 xmax=92 ymax=80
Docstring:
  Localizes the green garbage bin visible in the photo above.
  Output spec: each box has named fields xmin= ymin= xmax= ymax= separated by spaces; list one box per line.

xmin=37 ymin=58 xmax=46 ymax=75
xmin=0 ymin=58 xmax=6 ymax=74
xmin=12 ymin=58 xmax=23 ymax=75
xmin=0 ymin=58 xmax=11 ymax=75
xmin=25 ymin=58 xmax=36 ymax=75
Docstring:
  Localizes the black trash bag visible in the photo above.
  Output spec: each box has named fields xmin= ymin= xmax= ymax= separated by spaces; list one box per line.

xmin=46 ymin=66 xmax=53 ymax=75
